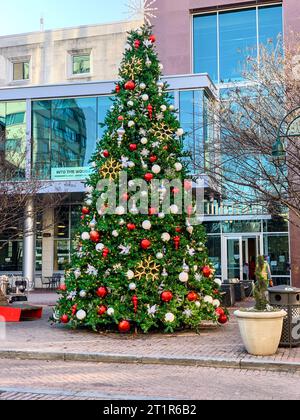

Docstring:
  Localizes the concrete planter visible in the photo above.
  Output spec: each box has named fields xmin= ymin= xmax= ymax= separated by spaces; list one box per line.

xmin=234 ymin=310 xmax=287 ymax=356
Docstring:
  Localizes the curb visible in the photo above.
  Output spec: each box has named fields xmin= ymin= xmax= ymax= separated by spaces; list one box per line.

xmin=0 ymin=350 xmax=299 ymax=372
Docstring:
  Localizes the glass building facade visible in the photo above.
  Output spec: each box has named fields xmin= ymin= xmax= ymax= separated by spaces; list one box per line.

xmin=32 ymin=96 xmax=112 ymax=180
xmin=193 ymin=4 xmax=283 ymax=83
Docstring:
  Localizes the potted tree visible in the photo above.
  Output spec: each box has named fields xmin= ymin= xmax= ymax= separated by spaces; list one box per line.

xmin=234 ymin=256 xmax=286 ymax=356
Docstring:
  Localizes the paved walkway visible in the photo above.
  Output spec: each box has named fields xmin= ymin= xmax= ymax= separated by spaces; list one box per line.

xmin=0 ymin=292 xmax=299 ymax=371
xmin=0 ymin=359 xmax=299 ymax=400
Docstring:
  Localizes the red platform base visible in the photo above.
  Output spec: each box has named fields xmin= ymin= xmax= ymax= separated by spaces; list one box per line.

xmin=0 ymin=305 xmax=43 ymax=322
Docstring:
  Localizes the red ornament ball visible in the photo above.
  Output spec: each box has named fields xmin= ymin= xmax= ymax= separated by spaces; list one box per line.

xmin=71 ymin=305 xmax=78 ymax=316
xmin=163 ymin=145 xmax=169 ymax=151
xmin=187 ymin=291 xmax=199 ymax=302
xmin=98 ymin=305 xmax=107 ymax=316
xmin=216 ymin=307 xmax=225 ymax=317
xmin=116 ymin=84 xmax=121 ymax=93
xmin=118 ymin=115 xmax=124 ymax=121
xmin=218 ymin=314 xmax=228 ymax=325
xmin=127 ymin=223 xmax=136 ymax=231
xmin=149 ymin=155 xmax=158 ymax=163
xmin=103 ymin=150 xmax=110 ymax=158
xmin=90 ymin=231 xmax=100 ymax=243
xmin=184 ymin=180 xmax=193 ymax=191
xmin=60 ymin=315 xmax=69 ymax=324
xmin=149 ymin=34 xmax=156 ymax=43
xmin=161 ymin=291 xmax=173 ymax=303
xmin=96 ymin=287 xmax=108 ymax=299
xmin=141 ymin=239 xmax=151 ymax=250
xmin=202 ymin=266 xmax=212 ymax=278
xmin=144 ymin=173 xmax=154 ymax=182
xmin=118 ymin=320 xmax=131 ymax=333
xmin=82 ymin=207 xmax=90 ymax=215
xmin=148 ymin=207 xmax=157 ymax=216
xmin=102 ymin=248 xmax=110 ymax=258
xmin=175 ymin=227 xmax=182 ymax=233
xmin=129 ymin=144 xmax=138 ymax=152
xmin=125 ymin=80 xmax=136 ymax=91
xmin=134 ymin=39 xmax=141 ymax=49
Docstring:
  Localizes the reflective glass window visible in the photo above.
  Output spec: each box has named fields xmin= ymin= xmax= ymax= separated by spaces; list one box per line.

xmin=13 ymin=62 xmax=29 ymax=81
xmin=193 ymin=14 xmax=218 ymax=82
xmin=258 ymin=5 xmax=283 ymax=49
xmin=219 ymin=8 xmax=257 ymax=82
xmin=264 ymin=234 xmax=290 ymax=276
xmin=72 ymin=55 xmax=90 ymax=75
xmin=0 ymin=101 xmax=26 ymax=180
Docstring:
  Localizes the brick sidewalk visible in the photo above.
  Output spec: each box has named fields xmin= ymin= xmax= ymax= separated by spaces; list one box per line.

xmin=0 ymin=292 xmax=299 ymax=370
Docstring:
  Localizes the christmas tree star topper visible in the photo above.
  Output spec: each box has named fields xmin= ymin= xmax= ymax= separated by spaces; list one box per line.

xmin=125 ymin=0 xmax=158 ymax=26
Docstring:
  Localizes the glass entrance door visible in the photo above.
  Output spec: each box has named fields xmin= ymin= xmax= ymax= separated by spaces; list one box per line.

xmin=227 ymin=238 xmax=242 ymax=280
xmin=222 ymin=234 xmax=263 ymax=282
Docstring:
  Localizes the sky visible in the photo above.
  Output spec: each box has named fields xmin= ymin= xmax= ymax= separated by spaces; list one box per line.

xmin=0 ymin=0 xmax=133 ymax=36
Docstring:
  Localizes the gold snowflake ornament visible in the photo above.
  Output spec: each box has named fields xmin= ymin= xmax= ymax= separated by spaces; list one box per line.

xmin=99 ymin=158 xmax=122 ymax=181
xmin=121 ymin=57 xmax=143 ymax=80
xmin=151 ymin=122 xmax=174 ymax=142
xmin=135 ymin=257 xmax=161 ymax=282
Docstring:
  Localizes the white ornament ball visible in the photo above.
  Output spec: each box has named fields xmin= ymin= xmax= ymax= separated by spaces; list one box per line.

xmin=96 ymin=243 xmax=105 ymax=252
xmin=146 ymin=59 xmax=152 ymax=68
xmin=158 ymin=212 xmax=165 ymax=219
xmin=76 ymin=310 xmax=87 ymax=321
xmin=152 ymin=165 xmax=161 ymax=174
xmin=128 ymin=161 xmax=135 ymax=168
xmin=107 ymin=308 xmax=115 ymax=316
xmin=176 ymin=128 xmax=184 ymax=137
xmin=128 ymin=120 xmax=135 ymax=128
xmin=161 ymin=233 xmax=171 ymax=242
xmin=140 ymin=83 xmax=146 ymax=90
xmin=85 ymin=186 xmax=94 ymax=194
xmin=214 ymin=279 xmax=222 ymax=287
xmin=91 ymin=162 xmax=96 ymax=168
xmin=204 ymin=296 xmax=214 ymax=305
xmin=81 ymin=232 xmax=90 ymax=241
xmin=187 ymin=226 xmax=194 ymax=235
xmin=170 ymin=205 xmax=179 ymax=214
xmin=85 ymin=199 xmax=92 ymax=206
xmin=141 ymin=137 xmax=148 ymax=145
xmin=129 ymin=283 xmax=137 ymax=291
xmin=179 ymin=272 xmax=189 ymax=283
xmin=142 ymin=220 xmax=152 ymax=230
xmin=165 ymin=313 xmax=175 ymax=323
xmin=127 ymin=270 xmax=135 ymax=280
xmin=127 ymin=100 xmax=134 ymax=107
xmin=174 ymin=162 xmax=183 ymax=172
xmin=195 ymin=301 xmax=201 ymax=308
xmin=156 ymin=252 xmax=164 ymax=260
xmin=119 ymin=219 xmax=126 ymax=226
xmin=116 ymin=206 xmax=125 ymax=216
xmin=160 ymin=105 xmax=167 ymax=112
xmin=169 ymin=105 xmax=175 ymax=112
xmin=159 ymin=63 xmax=164 ymax=71
xmin=79 ymin=290 xmax=87 ymax=298
xmin=137 ymin=28 xmax=143 ymax=36
xmin=112 ymin=230 xmax=119 ymax=238
xmin=213 ymin=299 xmax=221 ymax=308
xmin=142 ymin=94 xmax=149 ymax=102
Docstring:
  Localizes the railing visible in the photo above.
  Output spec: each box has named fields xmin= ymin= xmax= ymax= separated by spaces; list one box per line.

xmin=203 ymin=200 xmax=268 ymax=216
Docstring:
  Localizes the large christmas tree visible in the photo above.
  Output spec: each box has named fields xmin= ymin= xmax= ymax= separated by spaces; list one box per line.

xmin=53 ymin=25 xmax=227 ymax=333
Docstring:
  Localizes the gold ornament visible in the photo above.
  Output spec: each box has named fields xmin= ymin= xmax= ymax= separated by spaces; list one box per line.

xmin=151 ymin=122 xmax=174 ymax=142
xmin=121 ymin=57 xmax=143 ymax=80
xmin=135 ymin=257 xmax=161 ymax=282
xmin=99 ymin=158 xmax=122 ymax=181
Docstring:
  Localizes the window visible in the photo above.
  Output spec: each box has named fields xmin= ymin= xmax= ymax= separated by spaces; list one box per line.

xmin=72 ymin=54 xmax=91 ymax=75
xmin=193 ymin=4 xmax=283 ymax=83
xmin=32 ymin=96 xmax=112 ymax=180
xmin=13 ymin=61 xmax=29 ymax=81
